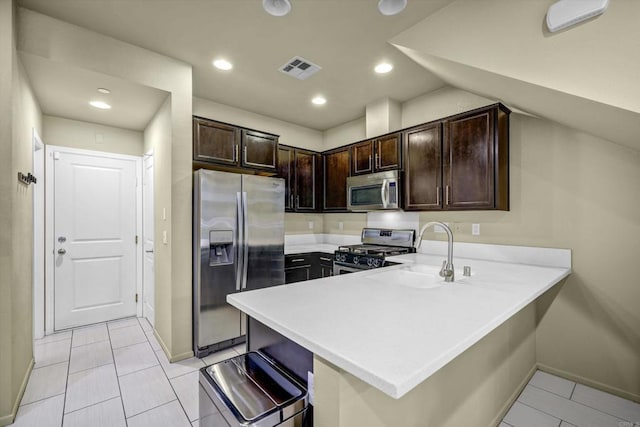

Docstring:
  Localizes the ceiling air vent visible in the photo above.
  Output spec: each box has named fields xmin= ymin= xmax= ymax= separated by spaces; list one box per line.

xmin=279 ymin=56 xmax=322 ymax=80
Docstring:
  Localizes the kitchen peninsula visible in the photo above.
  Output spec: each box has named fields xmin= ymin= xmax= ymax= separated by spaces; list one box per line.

xmin=228 ymin=243 xmax=571 ymax=427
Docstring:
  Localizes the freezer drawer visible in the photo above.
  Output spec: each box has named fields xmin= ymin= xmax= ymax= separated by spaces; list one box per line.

xmin=199 ymin=352 xmax=308 ymax=427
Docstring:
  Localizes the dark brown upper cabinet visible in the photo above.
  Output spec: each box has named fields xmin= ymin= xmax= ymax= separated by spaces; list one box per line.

xmin=443 ymin=104 xmax=509 ymax=210
xmin=277 ymin=145 xmax=294 ymax=211
xmin=294 ymin=149 xmax=320 ymax=212
xmin=404 ymin=122 xmax=442 ymax=210
xmin=193 ymin=118 xmax=240 ymax=166
xmin=193 ymin=116 xmax=278 ymax=172
xmin=351 ymin=133 xmax=402 ymax=175
xmin=322 ymin=146 xmax=351 ymax=211
xmin=277 ymin=145 xmax=321 ymax=212
xmin=403 ymin=103 xmax=509 ymax=211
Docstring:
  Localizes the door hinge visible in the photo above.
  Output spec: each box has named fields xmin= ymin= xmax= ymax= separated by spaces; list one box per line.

xmin=135 ymin=293 xmax=138 ymax=303
xmin=135 ymin=235 xmax=139 ymax=244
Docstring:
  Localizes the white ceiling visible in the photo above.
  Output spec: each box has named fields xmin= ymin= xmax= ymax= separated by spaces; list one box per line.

xmin=20 ymin=53 xmax=169 ymax=131
xmin=17 ymin=0 xmax=454 ymax=131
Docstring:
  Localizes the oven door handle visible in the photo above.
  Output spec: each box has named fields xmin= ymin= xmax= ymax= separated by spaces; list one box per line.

xmin=381 ymin=179 xmax=389 ymax=208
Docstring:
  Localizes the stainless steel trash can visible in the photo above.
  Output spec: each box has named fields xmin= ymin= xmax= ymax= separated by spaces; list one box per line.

xmin=199 ymin=351 xmax=308 ymax=427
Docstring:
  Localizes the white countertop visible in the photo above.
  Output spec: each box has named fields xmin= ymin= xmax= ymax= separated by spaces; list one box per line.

xmin=284 ymin=244 xmax=338 ymax=255
xmin=229 ymin=247 xmax=571 ymax=399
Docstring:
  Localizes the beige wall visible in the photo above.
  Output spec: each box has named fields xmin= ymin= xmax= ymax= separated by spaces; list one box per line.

xmin=323 ymin=213 xmax=367 ymax=235
xmin=18 ymin=8 xmax=194 ymax=361
xmin=323 ymin=117 xmax=366 ymax=151
xmin=320 ymin=85 xmax=640 ymax=401
xmin=315 ymin=301 xmax=539 ymax=427
xmin=193 ymin=97 xmax=324 ymax=152
xmin=43 ymin=115 xmax=143 ymax=156
xmin=0 ymin=1 xmax=42 ymax=424
xmin=143 ymin=95 xmax=172 ymax=354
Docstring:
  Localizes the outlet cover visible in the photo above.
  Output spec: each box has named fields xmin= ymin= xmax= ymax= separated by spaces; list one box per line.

xmin=472 ymin=224 xmax=480 ymax=235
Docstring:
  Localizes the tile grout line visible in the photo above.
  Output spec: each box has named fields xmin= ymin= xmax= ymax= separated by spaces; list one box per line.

xmin=518 ymin=390 xmax=627 ymax=425
xmin=59 ymin=333 xmax=72 ymax=426
xmin=528 ymin=382 xmax=578 ymax=401
xmin=107 ymin=320 xmax=129 ymax=427
xmin=142 ymin=316 xmax=193 ymax=424
xmin=569 ymin=382 xmax=577 ymax=400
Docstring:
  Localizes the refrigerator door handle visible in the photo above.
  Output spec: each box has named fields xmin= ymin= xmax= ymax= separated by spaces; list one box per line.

xmin=235 ymin=192 xmax=243 ymax=292
xmin=242 ymin=192 xmax=249 ymax=290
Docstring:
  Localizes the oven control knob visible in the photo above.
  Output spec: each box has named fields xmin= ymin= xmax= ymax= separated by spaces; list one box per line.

xmin=340 ymin=254 xmax=346 ymax=262
xmin=353 ymin=256 xmax=359 ymax=265
xmin=367 ymin=258 xmax=373 ymax=267
xmin=372 ymin=259 xmax=380 ymax=267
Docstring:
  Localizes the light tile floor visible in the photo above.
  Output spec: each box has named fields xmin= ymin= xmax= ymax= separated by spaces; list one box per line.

xmin=9 ymin=317 xmax=244 ymax=427
xmin=501 ymin=370 xmax=640 ymax=427
xmin=10 ymin=317 xmax=640 ymax=426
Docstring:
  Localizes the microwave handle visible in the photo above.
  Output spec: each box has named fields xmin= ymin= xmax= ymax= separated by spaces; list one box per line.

xmin=381 ymin=179 xmax=389 ymax=208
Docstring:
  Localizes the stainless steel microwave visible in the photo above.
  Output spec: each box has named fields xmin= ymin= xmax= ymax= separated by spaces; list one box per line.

xmin=347 ymin=170 xmax=400 ymax=211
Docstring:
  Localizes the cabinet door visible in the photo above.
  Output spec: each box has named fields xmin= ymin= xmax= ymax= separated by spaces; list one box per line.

xmin=193 ymin=118 xmax=240 ymax=165
xmin=323 ymin=147 xmax=350 ymax=211
xmin=404 ymin=124 xmax=442 ymax=210
xmin=277 ymin=146 xmax=294 ymax=211
xmin=375 ymin=133 xmax=402 ymax=171
xmin=285 ymin=267 xmax=310 ymax=284
xmin=444 ymin=108 xmax=495 ymax=209
xmin=241 ymin=129 xmax=277 ymax=170
xmin=295 ymin=150 xmax=317 ymax=211
xmin=351 ymin=141 xmax=373 ymax=175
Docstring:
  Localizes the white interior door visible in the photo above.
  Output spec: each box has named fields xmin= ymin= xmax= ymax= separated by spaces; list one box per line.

xmin=142 ymin=153 xmax=155 ymax=326
xmin=53 ymin=149 xmax=138 ymax=330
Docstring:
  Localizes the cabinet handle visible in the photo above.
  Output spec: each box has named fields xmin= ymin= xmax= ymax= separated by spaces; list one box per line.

xmin=243 ymin=145 xmax=247 ymax=163
xmin=368 ymin=155 xmax=372 ymax=171
xmin=445 ymin=185 xmax=450 ymax=206
xmin=291 ymin=258 xmax=306 ymax=263
xmin=375 ymin=154 xmax=380 ymax=169
xmin=296 ymin=195 xmax=299 ymax=209
xmin=290 ymin=194 xmax=293 ymax=208
xmin=436 ymin=187 xmax=440 ymax=206
xmin=234 ymin=145 xmax=239 ymax=162
xmin=319 ymin=257 xmax=331 ymax=262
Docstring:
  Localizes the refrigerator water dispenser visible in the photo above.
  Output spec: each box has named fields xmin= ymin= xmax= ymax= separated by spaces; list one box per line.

xmin=209 ymin=229 xmax=234 ymax=266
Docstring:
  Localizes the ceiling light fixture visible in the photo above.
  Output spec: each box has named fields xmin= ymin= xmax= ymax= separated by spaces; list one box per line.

xmin=263 ymin=0 xmax=291 ymax=16
xmin=97 ymin=88 xmax=111 ymax=94
xmin=213 ymin=59 xmax=233 ymax=71
xmin=378 ymin=0 xmax=407 ymax=16
xmin=374 ymin=62 xmax=393 ymax=74
xmin=89 ymin=101 xmax=111 ymax=110
xmin=311 ymin=96 xmax=326 ymax=106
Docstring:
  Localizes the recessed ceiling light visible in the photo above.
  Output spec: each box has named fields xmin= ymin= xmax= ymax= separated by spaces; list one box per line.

xmin=97 ymin=88 xmax=111 ymax=94
xmin=263 ymin=0 xmax=291 ymax=16
xmin=378 ymin=0 xmax=407 ymax=15
xmin=374 ymin=62 xmax=393 ymax=74
xmin=311 ymin=96 xmax=327 ymax=105
xmin=89 ymin=100 xmax=111 ymax=110
xmin=213 ymin=59 xmax=233 ymax=71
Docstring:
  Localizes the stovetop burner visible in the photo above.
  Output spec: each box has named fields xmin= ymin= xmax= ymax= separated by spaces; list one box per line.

xmin=334 ymin=228 xmax=417 ymax=270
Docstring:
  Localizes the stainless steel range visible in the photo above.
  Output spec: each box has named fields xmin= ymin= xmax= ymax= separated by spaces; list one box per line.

xmin=333 ymin=228 xmax=416 ymax=275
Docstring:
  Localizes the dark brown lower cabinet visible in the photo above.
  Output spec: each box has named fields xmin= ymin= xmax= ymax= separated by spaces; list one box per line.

xmin=285 ymin=253 xmax=333 ymax=283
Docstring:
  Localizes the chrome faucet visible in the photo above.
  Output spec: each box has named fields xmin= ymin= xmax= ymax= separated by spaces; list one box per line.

xmin=415 ymin=221 xmax=455 ymax=282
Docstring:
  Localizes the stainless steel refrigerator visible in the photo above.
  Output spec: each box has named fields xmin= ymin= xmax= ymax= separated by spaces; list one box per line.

xmin=193 ymin=169 xmax=285 ymax=358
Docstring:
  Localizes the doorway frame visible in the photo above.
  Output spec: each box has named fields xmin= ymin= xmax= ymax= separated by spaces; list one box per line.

xmin=44 ymin=145 xmax=143 ymax=334
xmin=32 ymin=129 xmax=45 ymax=339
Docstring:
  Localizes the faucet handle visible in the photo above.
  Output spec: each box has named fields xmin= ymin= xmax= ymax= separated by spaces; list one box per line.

xmin=439 ymin=260 xmax=448 ymax=277
xmin=439 ymin=260 xmax=455 ymax=282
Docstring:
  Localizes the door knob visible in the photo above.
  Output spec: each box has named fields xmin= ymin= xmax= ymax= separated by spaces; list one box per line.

xmin=57 ymin=248 xmax=66 ymax=255
xmin=58 ymin=236 xmax=66 ymax=243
